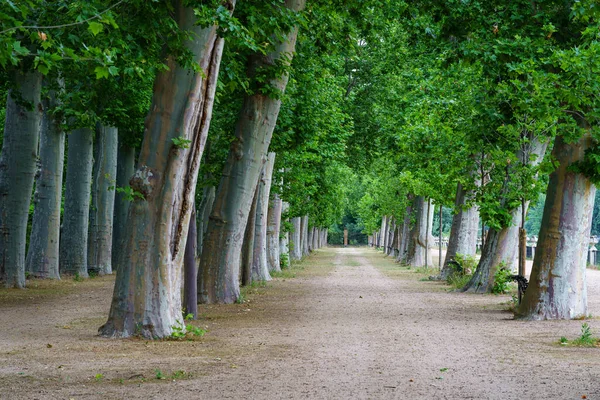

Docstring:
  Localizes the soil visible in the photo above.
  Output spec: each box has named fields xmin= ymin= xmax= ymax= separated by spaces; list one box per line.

xmin=1 ymin=247 xmax=600 ymax=399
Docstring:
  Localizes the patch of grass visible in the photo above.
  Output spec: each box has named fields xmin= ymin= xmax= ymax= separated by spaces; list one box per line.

xmin=168 ymin=322 xmax=206 ymax=341
xmin=559 ymin=323 xmax=600 ymax=347
xmin=447 ymin=273 xmax=472 ymax=290
xmin=271 ymin=269 xmax=297 ymax=279
xmin=155 ymin=369 xmax=165 ymax=380
xmin=409 ymin=266 xmax=437 ymax=275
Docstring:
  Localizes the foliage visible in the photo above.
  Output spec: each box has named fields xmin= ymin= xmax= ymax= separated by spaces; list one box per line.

xmin=492 ymin=264 xmax=514 ymax=295
xmin=561 ymin=323 xmax=600 ymax=347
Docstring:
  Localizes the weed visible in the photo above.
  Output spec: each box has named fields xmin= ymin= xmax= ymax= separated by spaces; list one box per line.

xmin=559 ymin=323 xmax=600 ymax=347
xmin=94 ymin=373 xmax=104 ymax=382
xmin=171 ymin=370 xmax=186 ymax=379
xmin=155 ymin=369 xmax=165 ymax=380
xmin=492 ymin=264 xmax=514 ymax=294
xmin=236 ymin=293 xmax=245 ymax=304
xmin=280 ymin=253 xmax=289 ymax=269
xmin=25 ymin=271 xmax=31 ymax=279
xmin=88 ymin=270 xmax=98 ymax=279
xmin=171 ymin=136 xmax=192 ymax=149
xmin=559 ymin=336 xmax=568 ymax=345
xmin=169 ymin=322 xmax=206 ymax=340
xmin=270 ymin=269 xmax=297 ymax=279
xmin=184 ymin=313 xmax=194 ymax=321
xmin=448 ymin=273 xmax=471 ymax=290
xmin=73 ymin=273 xmax=84 ymax=282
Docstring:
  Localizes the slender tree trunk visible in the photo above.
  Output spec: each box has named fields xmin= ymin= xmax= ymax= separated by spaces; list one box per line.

xmin=26 ymin=89 xmax=64 ymax=279
xmin=290 ymin=217 xmax=302 ymax=260
xmin=183 ymin=208 xmax=197 ymax=318
xmin=463 ymin=137 xmax=548 ymax=293
xmin=196 ymin=185 xmax=215 ymax=257
xmin=60 ymin=128 xmax=94 ymax=278
xmin=241 ymin=184 xmax=259 ymax=286
xmin=279 ymin=201 xmax=290 ymax=265
xmin=381 ymin=216 xmax=388 ymax=250
xmin=439 ymin=182 xmax=479 ymax=280
xmin=517 ymin=134 xmax=596 ymax=319
xmin=100 ymin=1 xmax=231 ymax=338
xmin=267 ymin=193 xmax=283 ymax=272
xmin=88 ymin=124 xmax=118 ymax=275
xmin=396 ymin=200 xmax=413 ymax=263
xmin=199 ymin=0 xmax=304 ymax=304
xmin=0 ymin=71 xmax=42 ymax=288
xmin=308 ymin=226 xmax=314 ymax=252
xmin=301 ymin=215 xmax=310 ymax=257
xmin=252 ymin=153 xmax=275 ymax=281
xmin=406 ymin=196 xmax=431 ymax=267
xmin=111 ymin=145 xmax=135 ymax=272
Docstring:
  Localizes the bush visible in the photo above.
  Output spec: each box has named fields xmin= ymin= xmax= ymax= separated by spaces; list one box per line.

xmin=492 ymin=263 xmax=512 ymax=294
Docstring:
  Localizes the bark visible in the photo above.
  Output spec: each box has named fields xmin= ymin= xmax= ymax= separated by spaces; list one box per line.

xmin=241 ymin=184 xmax=259 ymax=286
xmin=100 ymin=1 xmax=230 ymax=339
xmin=463 ymin=137 xmax=548 ymax=293
xmin=301 ymin=215 xmax=310 ymax=257
xmin=290 ymin=217 xmax=302 ymax=260
xmin=386 ymin=218 xmax=396 ymax=256
xmin=439 ymin=182 xmax=480 ymax=280
xmin=111 ymin=145 xmax=136 ymax=272
xmin=196 ymin=185 xmax=215 ymax=257
xmin=25 ymin=89 xmax=64 ymax=279
xmin=517 ymin=134 xmax=596 ymax=319
xmin=251 ymin=153 xmax=275 ymax=282
xmin=60 ymin=128 xmax=94 ymax=278
xmin=381 ymin=216 xmax=388 ymax=249
xmin=406 ymin=197 xmax=432 ymax=267
xmin=308 ymin=226 xmax=314 ymax=252
xmin=88 ymin=123 xmax=118 ymax=275
xmin=183 ymin=208 xmax=198 ymax=318
xmin=396 ymin=202 xmax=412 ymax=263
xmin=0 ymin=71 xmax=42 ymax=288
xmin=199 ymin=0 xmax=305 ymax=304
xmin=279 ymin=202 xmax=290 ymax=265
xmin=267 ymin=193 xmax=283 ymax=273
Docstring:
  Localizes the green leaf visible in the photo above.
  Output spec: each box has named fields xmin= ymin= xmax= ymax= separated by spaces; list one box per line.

xmin=94 ymin=66 xmax=109 ymax=79
xmin=88 ymin=21 xmax=104 ymax=36
xmin=108 ymin=66 xmax=119 ymax=76
xmin=12 ymin=41 xmax=29 ymax=56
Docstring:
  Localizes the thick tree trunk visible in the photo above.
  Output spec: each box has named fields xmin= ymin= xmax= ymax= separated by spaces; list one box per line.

xmin=241 ymin=184 xmax=259 ymax=286
xmin=517 ymin=135 xmax=596 ymax=319
xmin=111 ymin=145 xmax=136 ymax=272
xmin=406 ymin=197 xmax=432 ymax=267
xmin=279 ymin=202 xmax=290 ymax=265
xmin=386 ymin=218 xmax=396 ymax=256
xmin=252 ymin=153 xmax=275 ymax=281
xmin=25 ymin=90 xmax=64 ymax=279
xmin=463 ymin=137 xmax=547 ymax=293
xmin=196 ymin=185 xmax=215 ymax=257
xmin=60 ymin=128 xmax=94 ymax=278
xmin=100 ymin=2 xmax=230 ymax=338
xmin=396 ymin=203 xmax=412 ymax=263
xmin=301 ymin=215 xmax=310 ymax=257
xmin=199 ymin=0 xmax=304 ymax=304
xmin=290 ymin=217 xmax=302 ymax=260
xmin=0 ymin=72 xmax=42 ymax=288
xmin=88 ymin=124 xmax=118 ymax=275
xmin=267 ymin=193 xmax=283 ymax=273
xmin=183 ymin=208 xmax=197 ymax=318
xmin=439 ymin=182 xmax=479 ymax=280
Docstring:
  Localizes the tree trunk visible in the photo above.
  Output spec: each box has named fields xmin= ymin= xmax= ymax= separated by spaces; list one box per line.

xmin=406 ymin=196 xmax=432 ymax=267
xmin=290 ymin=217 xmax=302 ymax=260
xmin=308 ymin=226 xmax=314 ymax=252
xmin=439 ymin=182 xmax=479 ymax=280
xmin=198 ymin=0 xmax=305 ymax=304
xmin=196 ymin=185 xmax=215 ymax=257
xmin=25 ymin=89 xmax=64 ymax=280
xmin=241 ymin=184 xmax=259 ymax=286
xmin=88 ymin=124 xmax=118 ymax=275
xmin=387 ymin=218 xmax=396 ymax=256
xmin=279 ymin=201 xmax=290 ymax=266
xmin=517 ymin=134 xmax=596 ymax=319
xmin=463 ymin=137 xmax=548 ymax=293
xmin=381 ymin=216 xmax=388 ymax=250
xmin=100 ymin=1 xmax=230 ymax=339
xmin=252 ymin=153 xmax=275 ymax=282
xmin=111 ymin=145 xmax=135 ymax=272
xmin=60 ymin=128 xmax=94 ymax=278
xmin=267 ymin=193 xmax=283 ymax=273
xmin=301 ymin=215 xmax=310 ymax=257
xmin=183 ymin=208 xmax=198 ymax=318
xmin=0 ymin=71 xmax=42 ymax=288
xmin=396 ymin=202 xmax=412 ymax=263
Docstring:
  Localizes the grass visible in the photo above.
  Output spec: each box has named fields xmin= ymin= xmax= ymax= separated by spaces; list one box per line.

xmin=447 ymin=273 xmax=472 ymax=290
xmin=559 ymin=323 xmax=600 ymax=347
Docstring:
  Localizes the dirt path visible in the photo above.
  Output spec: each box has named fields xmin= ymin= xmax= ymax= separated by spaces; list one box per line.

xmin=1 ymin=247 xmax=600 ymax=399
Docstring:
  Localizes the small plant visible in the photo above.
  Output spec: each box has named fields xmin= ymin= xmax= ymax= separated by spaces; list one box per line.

xmin=94 ymin=373 xmax=104 ymax=382
xmin=184 ymin=313 xmax=194 ymax=321
xmin=169 ymin=322 xmax=206 ymax=340
xmin=559 ymin=336 xmax=568 ymax=345
xmin=25 ymin=271 xmax=31 ymax=279
xmin=573 ymin=323 xmax=596 ymax=346
xmin=73 ymin=272 xmax=84 ymax=282
xmin=492 ymin=264 xmax=513 ymax=294
xmin=171 ymin=136 xmax=192 ymax=149
xmin=155 ymin=369 xmax=165 ymax=380
xmin=171 ymin=370 xmax=186 ymax=379
xmin=447 ymin=273 xmax=471 ymax=290
xmin=236 ymin=292 xmax=245 ymax=304
xmin=454 ymin=253 xmax=477 ymax=275
xmin=115 ymin=185 xmax=145 ymax=201
xmin=280 ymin=253 xmax=289 ymax=269
xmin=88 ymin=269 xmax=98 ymax=279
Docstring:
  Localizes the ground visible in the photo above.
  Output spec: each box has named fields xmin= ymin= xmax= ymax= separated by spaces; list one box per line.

xmin=1 ymin=247 xmax=600 ymax=399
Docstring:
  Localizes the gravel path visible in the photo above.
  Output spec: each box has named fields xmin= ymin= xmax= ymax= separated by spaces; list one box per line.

xmin=1 ymin=246 xmax=600 ymax=399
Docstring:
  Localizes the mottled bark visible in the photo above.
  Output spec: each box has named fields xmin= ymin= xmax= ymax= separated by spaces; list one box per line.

xmin=196 ymin=185 xmax=215 ymax=257
xmin=60 ymin=128 xmax=94 ymax=278
xmin=252 ymin=153 xmax=275 ymax=282
xmin=308 ymin=226 xmax=314 ymax=252
xmin=183 ymin=208 xmax=197 ymax=318
xmin=406 ymin=197 xmax=433 ymax=267
xmin=290 ymin=217 xmax=302 ymax=260
xmin=517 ymin=135 xmax=596 ymax=319
xmin=267 ymin=193 xmax=283 ymax=272
xmin=464 ymin=137 xmax=548 ymax=293
xmin=100 ymin=2 xmax=230 ymax=338
xmin=396 ymin=203 xmax=412 ymax=263
xmin=279 ymin=202 xmax=290 ymax=264
xmin=301 ymin=215 xmax=309 ymax=257
xmin=199 ymin=0 xmax=304 ymax=304
xmin=439 ymin=182 xmax=479 ymax=280
xmin=241 ymin=184 xmax=259 ymax=286
xmin=26 ymin=90 xmax=64 ymax=279
xmin=88 ymin=124 xmax=118 ymax=275
xmin=386 ymin=218 xmax=396 ymax=256
xmin=0 ymin=72 xmax=42 ymax=288
xmin=111 ymin=145 xmax=136 ymax=272
xmin=380 ymin=216 xmax=388 ymax=249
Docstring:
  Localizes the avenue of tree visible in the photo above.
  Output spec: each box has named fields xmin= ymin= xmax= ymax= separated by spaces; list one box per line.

xmin=1 ymin=0 xmax=600 ymax=337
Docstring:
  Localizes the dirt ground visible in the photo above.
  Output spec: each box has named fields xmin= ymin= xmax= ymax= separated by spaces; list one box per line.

xmin=1 ymin=247 xmax=600 ymax=400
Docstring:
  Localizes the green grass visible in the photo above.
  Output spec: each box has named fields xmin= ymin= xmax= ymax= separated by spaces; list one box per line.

xmin=559 ymin=323 xmax=600 ymax=347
